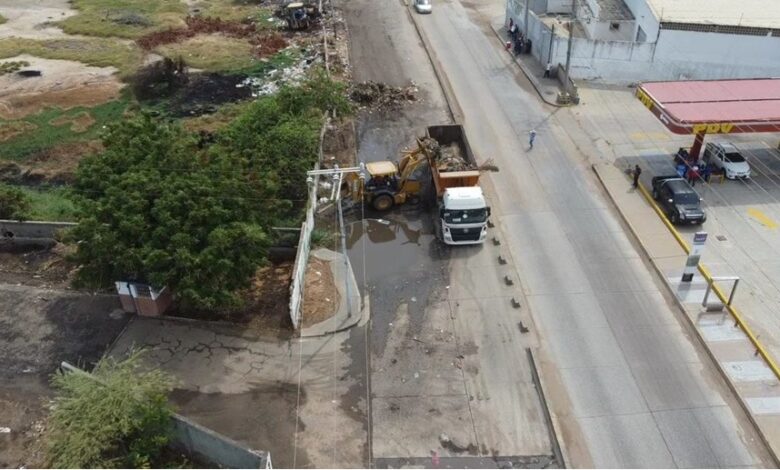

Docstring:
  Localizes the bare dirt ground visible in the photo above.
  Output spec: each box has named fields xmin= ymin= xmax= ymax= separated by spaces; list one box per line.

xmin=301 ymin=254 xmax=339 ymax=328
xmin=0 ymin=243 xmax=77 ymax=289
xmin=0 ymin=284 xmax=129 ymax=468
xmin=0 ymin=0 xmax=78 ymax=40
xmin=0 ymin=55 xmax=123 ymax=119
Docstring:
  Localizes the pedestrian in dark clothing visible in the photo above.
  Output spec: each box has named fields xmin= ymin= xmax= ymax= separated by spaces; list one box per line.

xmin=632 ymin=164 xmax=642 ymax=188
xmin=688 ymin=166 xmax=700 ymax=186
xmin=529 ymin=129 xmax=537 ymax=149
xmin=543 ymin=62 xmax=552 ymax=78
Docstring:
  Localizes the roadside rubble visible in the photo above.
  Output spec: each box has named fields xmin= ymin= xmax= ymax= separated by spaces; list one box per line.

xmin=349 ymin=81 xmax=418 ymax=108
xmin=420 ymin=136 xmax=475 ymax=171
xmin=237 ymin=47 xmax=323 ymax=97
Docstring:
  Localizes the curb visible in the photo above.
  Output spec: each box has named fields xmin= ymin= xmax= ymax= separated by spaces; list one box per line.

xmin=488 ymin=24 xmax=566 ymax=108
xmin=591 ymin=163 xmax=780 ymax=466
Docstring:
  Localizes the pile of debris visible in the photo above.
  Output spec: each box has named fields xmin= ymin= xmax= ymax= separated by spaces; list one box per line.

xmin=349 ymin=81 xmax=417 ymax=108
xmin=236 ymin=47 xmax=322 ymax=97
xmin=420 ymin=137 xmax=475 ymax=171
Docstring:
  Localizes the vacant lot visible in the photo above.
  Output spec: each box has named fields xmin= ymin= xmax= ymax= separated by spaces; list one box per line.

xmin=0 ymin=284 xmax=129 ymax=468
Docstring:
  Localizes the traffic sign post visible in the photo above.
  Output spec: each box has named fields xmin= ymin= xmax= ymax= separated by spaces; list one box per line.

xmin=682 ymin=231 xmax=707 ymax=282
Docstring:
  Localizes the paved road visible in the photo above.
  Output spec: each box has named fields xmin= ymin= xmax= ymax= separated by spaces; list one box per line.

xmin=412 ymin=0 xmax=774 ymax=466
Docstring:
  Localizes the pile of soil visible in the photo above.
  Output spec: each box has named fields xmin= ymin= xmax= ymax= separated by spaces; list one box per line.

xmin=349 ymin=81 xmax=417 ymax=108
xmin=301 ymin=255 xmax=339 ymax=328
xmin=420 ymin=137 xmax=475 ymax=171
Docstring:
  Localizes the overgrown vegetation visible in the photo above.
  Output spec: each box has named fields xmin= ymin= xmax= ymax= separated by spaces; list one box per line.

xmin=0 ymin=95 xmax=130 ymax=161
xmin=46 ymin=352 xmax=174 ymax=468
xmin=20 ymin=186 xmax=79 ymax=222
xmin=71 ymin=71 xmax=350 ymax=310
xmin=0 ymin=183 xmax=31 ymax=220
xmin=57 ymin=0 xmax=188 ymax=39
xmin=0 ymin=60 xmax=30 ymax=76
xmin=155 ymin=34 xmax=255 ymax=72
xmin=0 ymin=38 xmax=144 ymax=76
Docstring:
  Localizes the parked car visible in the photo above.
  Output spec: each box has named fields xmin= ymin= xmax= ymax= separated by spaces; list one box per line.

xmin=704 ymin=142 xmax=751 ymax=179
xmin=414 ymin=0 xmax=432 ymax=14
xmin=651 ymin=176 xmax=707 ymax=225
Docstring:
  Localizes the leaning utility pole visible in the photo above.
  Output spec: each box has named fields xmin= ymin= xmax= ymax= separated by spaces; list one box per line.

xmin=564 ymin=0 xmax=576 ymax=80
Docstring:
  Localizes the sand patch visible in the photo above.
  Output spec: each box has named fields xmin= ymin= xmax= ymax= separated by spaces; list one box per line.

xmin=49 ymin=111 xmax=95 ymax=132
xmin=0 ymin=54 xmax=122 ymax=119
xmin=301 ymin=255 xmax=339 ymax=328
xmin=0 ymin=120 xmax=37 ymax=142
xmin=0 ymin=0 xmax=78 ymax=40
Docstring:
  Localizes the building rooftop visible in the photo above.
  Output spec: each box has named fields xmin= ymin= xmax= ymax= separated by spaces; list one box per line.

xmin=646 ymin=0 xmax=780 ymax=29
xmin=595 ymin=0 xmax=634 ymax=21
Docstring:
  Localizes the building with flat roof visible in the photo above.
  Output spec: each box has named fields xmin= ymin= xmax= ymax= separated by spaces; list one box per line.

xmin=506 ymin=0 xmax=780 ymax=82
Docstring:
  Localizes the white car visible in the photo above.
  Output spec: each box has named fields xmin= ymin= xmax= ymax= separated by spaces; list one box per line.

xmin=704 ymin=142 xmax=751 ymax=179
xmin=414 ymin=0 xmax=432 ymax=14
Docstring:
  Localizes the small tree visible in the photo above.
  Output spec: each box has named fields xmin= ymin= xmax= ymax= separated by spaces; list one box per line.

xmin=71 ymin=113 xmax=272 ymax=309
xmin=46 ymin=352 xmax=174 ymax=468
xmin=0 ymin=183 xmax=31 ymax=220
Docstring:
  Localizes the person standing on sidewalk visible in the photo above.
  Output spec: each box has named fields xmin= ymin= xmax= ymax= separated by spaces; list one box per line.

xmin=688 ymin=165 xmax=700 ymax=186
xmin=544 ymin=62 xmax=552 ymax=78
xmin=632 ymin=164 xmax=642 ymax=188
xmin=529 ymin=129 xmax=537 ymax=149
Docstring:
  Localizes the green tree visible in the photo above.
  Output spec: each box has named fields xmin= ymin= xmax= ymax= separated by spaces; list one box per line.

xmin=71 ymin=113 xmax=272 ymax=309
xmin=0 ymin=183 xmax=31 ymax=220
xmin=46 ymin=352 xmax=174 ymax=468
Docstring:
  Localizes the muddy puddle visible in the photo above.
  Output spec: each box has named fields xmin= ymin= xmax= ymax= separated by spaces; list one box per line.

xmin=345 ymin=213 xmax=451 ymax=355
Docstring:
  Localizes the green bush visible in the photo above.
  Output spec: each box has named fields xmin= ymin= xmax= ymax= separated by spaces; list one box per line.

xmin=0 ymin=183 xmax=31 ymax=220
xmin=46 ymin=352 xmax=174 ymax=468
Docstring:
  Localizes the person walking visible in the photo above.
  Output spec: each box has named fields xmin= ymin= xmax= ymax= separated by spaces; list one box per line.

xmin=632 ymin=164 xmax=642 ymax=188
xmin=544 ymin=62 xmax=552 ymax=78
xmin=528 ymin=129 xmax=537 ymax=149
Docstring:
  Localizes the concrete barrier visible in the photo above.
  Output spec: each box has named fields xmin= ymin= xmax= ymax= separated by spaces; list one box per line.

xmin=0 ymin=219 xmax=76 ymax=240
xmin=171 ymin=414 xmax=271 ymax=469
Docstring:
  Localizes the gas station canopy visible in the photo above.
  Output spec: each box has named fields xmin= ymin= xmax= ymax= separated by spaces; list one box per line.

xmin=636 ymin=78 xmax=780 ymax=135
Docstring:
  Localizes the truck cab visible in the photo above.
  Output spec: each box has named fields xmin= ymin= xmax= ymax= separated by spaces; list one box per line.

xmin=440 ymin=187 xmax=490 ymax=244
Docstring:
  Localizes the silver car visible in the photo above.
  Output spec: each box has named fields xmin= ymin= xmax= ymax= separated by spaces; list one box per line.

xmin=414 ymin=0 xmax=432 ymax=14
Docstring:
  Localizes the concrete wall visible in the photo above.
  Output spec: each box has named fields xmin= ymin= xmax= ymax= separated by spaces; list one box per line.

xmin=545 ymin=0 xmax=571 ymax=14
xmin=172 ymin=414 xmax=271 ymax=469
xmin=0 ymin=219 xmax=75 ymax=240
xmin=582 ymin=19 xmax=636 ymax=41
xmin=622 ymin=0 xmax=659 ymax=39
xmin=506 ymin=0 xmax=780 ymax=83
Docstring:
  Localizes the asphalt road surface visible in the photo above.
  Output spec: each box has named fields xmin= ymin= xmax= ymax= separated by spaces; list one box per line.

xmin=409 ymin=0 xmax=774 ymax=467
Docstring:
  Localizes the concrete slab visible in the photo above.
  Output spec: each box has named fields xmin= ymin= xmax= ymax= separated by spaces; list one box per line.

xmin=614 ymin=323 xmax=701 ymax=366
xmin=527 ymin=292 xmax=611 ymax=332
xmin=723 ymin=361 xmax=777 ymax=383
xmin=747 ymin=397 xmax=780 ymax=415
xmin=542 ymin=325 xmax=627 ymax=369
xmin=371 ymin=396 xmax=478 ymax=459
xmin=653 ymin=409 xmax=722 ymax=468
xmin=693 ymin=406 xmax=762 ymax=467
xmin=595 ymin=290 xmax=680 ymax=329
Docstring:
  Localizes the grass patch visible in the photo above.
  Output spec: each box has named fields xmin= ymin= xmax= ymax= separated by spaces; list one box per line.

xmin=233 ymin=47 xmax=299 ymax=75
xmin=0 ymin=95 xmax=130 ymax=161
xmin=182 ymin=100 xmax=252 ymax=133
xmin=0 ymin=38 xmax=144 ymax=77
xmin=57 ymin=0 xmax=188 ymax=39
xmin=155 ymin=34 xmax=255 ymax=72
xmin=20 ymin=186 xmax=78 ymax=222
xmin=195 ymin=1 xmax=275 ymax=24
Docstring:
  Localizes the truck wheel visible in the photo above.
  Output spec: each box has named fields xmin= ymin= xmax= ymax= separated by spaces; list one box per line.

xmin=372 ymin=194 xmax=394 ymax=211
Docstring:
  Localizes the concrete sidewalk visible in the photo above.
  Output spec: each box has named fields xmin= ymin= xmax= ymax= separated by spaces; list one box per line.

xmin=594 ymin=162 xmax=780 ymax=461
xmin=301 ymin=248 xmax=363 ymax=337
xmin=489 ymin=19 xmax=563 ymax=107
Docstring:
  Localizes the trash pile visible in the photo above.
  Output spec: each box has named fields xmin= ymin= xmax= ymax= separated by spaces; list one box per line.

xmin=349 ymin=81 xmax=417 ymax=108
xmin=420 ymin=137 xmax=475 ymax=171
xmin=236 ymin=48 xmax=322 ymax=97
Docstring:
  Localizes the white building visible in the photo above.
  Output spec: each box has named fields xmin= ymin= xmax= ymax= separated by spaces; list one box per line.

xmin=506 ymin=0 xmax=780 ymax=82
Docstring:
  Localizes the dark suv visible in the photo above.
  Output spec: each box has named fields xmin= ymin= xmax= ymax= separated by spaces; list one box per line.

xmin=651 ymin=176 xmax=706 ymax=225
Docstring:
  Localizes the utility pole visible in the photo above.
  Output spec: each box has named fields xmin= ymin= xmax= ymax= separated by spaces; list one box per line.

xmin=564 ymin=0 xmax=576 ymax=81
xmin=524 ymin=0 xmax=530 ymax=39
